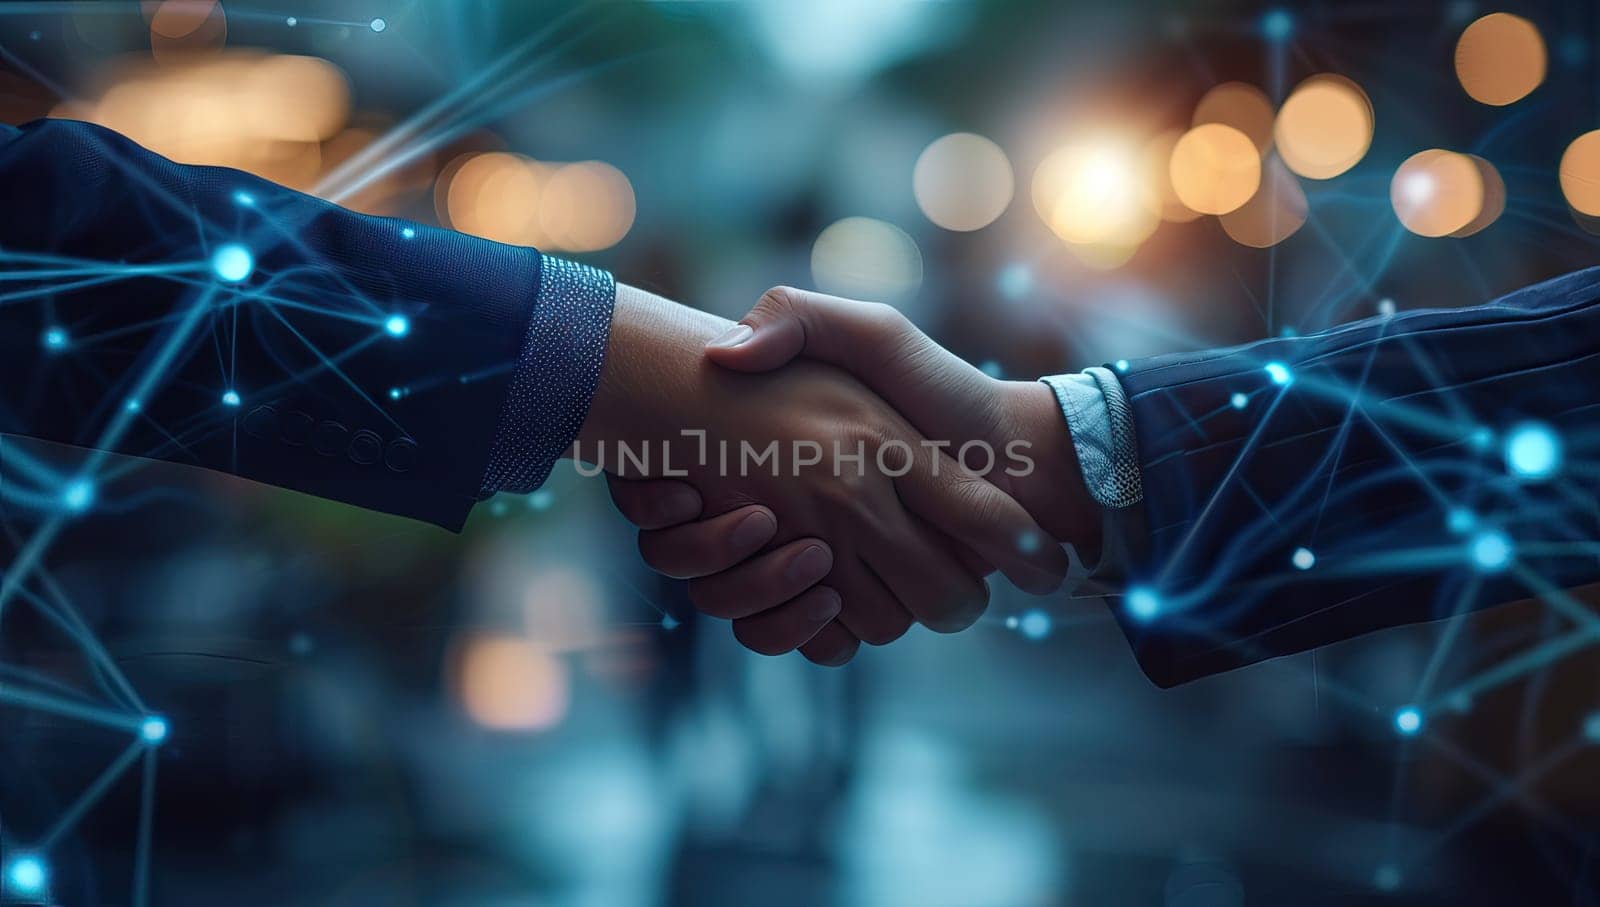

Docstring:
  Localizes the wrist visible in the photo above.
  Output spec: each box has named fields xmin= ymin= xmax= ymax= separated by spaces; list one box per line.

xmin=996 ymin=379 xmax=1100 ymax=550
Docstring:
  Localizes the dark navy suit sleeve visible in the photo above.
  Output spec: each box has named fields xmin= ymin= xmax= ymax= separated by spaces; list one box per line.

xmin=0 ymin=119 xmax=612 ymax=530
xmin=1110 ymin=267 xmax=1600 ymax=687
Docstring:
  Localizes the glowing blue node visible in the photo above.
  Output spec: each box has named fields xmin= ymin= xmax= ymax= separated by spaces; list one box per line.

xmin=1264 ymin=361 xmax=1292 ymax=386
xmin=661 ymin=613 xmax=680 ymax=631
xmin=61 ymin=479 xmax=94 ymax=513
xmin=401 ymin=226 xmax=416 ymax=240
xmin=285 ymin=16 xmax=297 ymax=26
xmin=1584 ymin=712 xmax=1600 ymax=744
xmin=1504 ymin=422 xmax=1561 ymax=481
xmin=979 ymin=359 xmax=1002 ymax=378
xmin=140 ymin=715 xmax=168 ymax=744
xmin=1374 ymin=864 xmax=1401 ymax=892
xmin=125 ymin=398 xmax=142 ymax=413
xmin=1446 ymin=508 xmax=1475 ymax=534
xmin=233 ymin=190 xmax=255 ymax=206
xmin=388 ymin=387 xmax=403 ymax=400
xmin=221 ymin=390 xmax=241 ymax=407
xmin=43 ymin=326 xmax=67 ymax=350
xmin=1114 ymin=359 xmax=1130 ymax=372
xmin=1125 ymin=586 xmax=1160 ymax=622
xmin=1291 ymin=547 xmax=1315 ymax=570
xmin=529 ymin=489 xmax=554 ymax=511
xmin=4 ymin=854 xmax=46 ymax=896
xmin=370 ymin=17 xmax=387 ymax=32
xmin=998 ymin=263 xmax=1032 ymax=298
xmin=1394 ymin=706 xmax=1423 ymax=736
xmin=1018 ymin=608 xmax=1052 ymax=640
xmin=1004 ymin=615 xmax=1019 ymax=629
xmin=1377 ymin=297 xmax=1396 ymax=317
xmin=384 ymin=314 xmax=410 ymax=338
xmin=1470 ymin=530 xmax=1513 ymax=572
xmin=211 ymin=243 xmax=254 ymax=283
xmin=1468 ymin=426 xmax=1493 ymax=451
xmin=1259 ymin=8 xmax=1293 ymax=42
xmin=1230 ymin=392 xmax=1248 ymax=410
xmin=1279 ymin=326 xmax=1297 ymax=338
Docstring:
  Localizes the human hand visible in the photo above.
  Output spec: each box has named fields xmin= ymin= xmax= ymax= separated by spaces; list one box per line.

xmin=578 ymin=285 xmax=1070 ymax=664
xmin=605 ymin=286 xmax=1098 ymax=662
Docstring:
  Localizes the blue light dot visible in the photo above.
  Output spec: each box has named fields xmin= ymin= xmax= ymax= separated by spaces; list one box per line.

xmin=1259 ymin=8 xmax=1293 ymax=41
xmin=1114 ymin=359 xmax=1130 ymax=372
xmin=221 ymin=390 xmax=241 ymax=406
xmin=233 ymin=190 xmax=254 ymax=206
xmin=1394 ymin=706 xmax=1423 ymax=735
xmin=1126 ymin=586 xmax=1160 ymax=622
xmin=285 ymin=16 xmax=297 ymax=26
xmin=978 ymin=359 xmax=1003 ymax=378
xmin=125 ymin=398 xmax=142 ymax=413
xmin=661 ymin=613 xmax=681 ymax=631
xmin=1468 ymin=426 xmax=1493 ymax=450
xmin=140 ymin=715 xmax=168 ymax=744
xmin=1004 ymin=615 xmax=1019 ymax=629
xmin=211 ymin=243 xmax=253 ymax=283
xmin=998 ymin=263 xmax=1032 ymax=298
xmin=1504 ymin=422 xmax=1561 ymax=481
xmin=62 ymin=479 xmax=94 ymax=513
xmin=1470 ymin=530 xmax=1513 ymax=572
xmin=1291 ymin=547 xmax=1315 ymax=570
xmin=1279 ymin=326 xmax=1298 ymax=338
xmin=1446 ymin=508 xmax=1475 ymax=534
xmin=385 ymin=314 xmax=410 ymax=338
xmin=1230 ymin=392 xmax=1248 ymax=410
xmin=1374 ymin=864 xmax=1401 ymax=892
xmin=370 ymin=17 xmax=387 ymax=32
xmin=528 ymin=489 xmax=555 ymax=511
xmin=388 ymin=387 xmax=403 ymax=400
xmin=401 ymin=226 xmax=416 ymax=239
xmin=5 ymin=855 xmax=46 ymax=895
xmin=1584 ymin=712 xmax=1600 ymax=743
xmin=1265 ymin=361 xmax=1292 ymax=386
xmin=1377 ymin=297 xmax=1396 ymax=317
xmin=43 ymin=326 xmax=67 ymax=350
xmin=1018 ymin=608 xmax=1052 ymax=640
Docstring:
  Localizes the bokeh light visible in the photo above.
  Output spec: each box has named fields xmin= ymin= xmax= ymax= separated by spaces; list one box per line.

xmin=1274 ymin=74 xmax=1374 ymax=180
xmin=455 ymin=635 xmax=570 ymax=731
xmin=1168 ymin=124 xmax=1260 ymax=215
xmin=539 ymin=161 xmax=636 ymax=252
xmin=148 ymin=0 xmax=227 ymax=65
xmin=1455 ymin=13 xmax=1546 ymax=106
xmin=913 ymin=132 xmax=1014 ymax=231
xmin=1034 ymin=137 xmax=1161 ymax=248
xmin=1390 ymin=149 xmax=1484 ymax=238
xmin=1192 ymin=82 xmax=1275 ymax=155
xmin=1140 ymin=129 xmax=1203 ymax=223
xmin=1452 ymin=155 xmax=1505 ymax=237
xmin=1220 ymin=155 xmax=1307 ymax=247
xmin=811 ymin=216 xmax=924 ymax=301
xmin=1559 ymin=130 xmax=1600 ymax=215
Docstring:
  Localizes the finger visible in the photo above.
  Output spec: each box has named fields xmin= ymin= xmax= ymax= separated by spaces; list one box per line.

xmin=637 ymin=505 xmax=780 ymax=579
xmin=864 ymin=512 xmax=989 ymax=634
xmin=799 ymin=619 xmax=861 ymax=666
xmin=605 ymin=475 xmax=702 ymax=530
xmin=892 ymin=444 xmax=1069 ymax=594
xmin=706 ymin=287 xmax=996 ymax=437
xmin=829 ymin=557 xmax=915 ymax=646
xmin=686 ymin=540 xmax=834 ymax=620
xmin=731 ymin=585 xmax=842 ymax=656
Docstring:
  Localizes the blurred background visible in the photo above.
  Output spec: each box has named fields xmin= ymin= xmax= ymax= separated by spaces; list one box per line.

xmin=3 ymin=0 xmax=1600 ymax=904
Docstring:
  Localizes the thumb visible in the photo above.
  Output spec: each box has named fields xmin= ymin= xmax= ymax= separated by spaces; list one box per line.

xmin=703 ymin=286 xmax=811 ymax=372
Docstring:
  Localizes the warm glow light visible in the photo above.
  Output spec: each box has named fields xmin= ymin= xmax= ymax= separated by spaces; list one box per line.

xmin=1274 ymin=74 xmax=1374 ymax=180
xmin=913 ymin=132 xmax=1014 ymax=231
xmin=539 ymin=161 xmax=636 ymax=251
xmin=1169 ymin=123 xmax=1260 ymax=215
xmin=1455 ymin=13 xmax=1546 ymax=106
xmin=444 ymin=152 xmax=546 ymax=246
xmin=456 ymin=635 xmax=570 ymax=731
xmin=1560 ymin=130 xmax=1600 ymax=216
xmin=1390 ymin=149 xmax=1483 ymax=238
xmin=1033 ymin=138 xmax=1160 ymax=247
xmin=1220 ymin=155 xmax=1307 ymax=247
xmin=811 ymin=217 xmax=923 ymax=301
xmin=1140 ymin=130 xmax=1203 ymax=223
xmin=1192 ymin=82 xmax=1275 ymax=155
xmin=1453 ymin=155 xmax=1505 ymax=237
xmin=149 ymin=0 xmax=226 ymax=64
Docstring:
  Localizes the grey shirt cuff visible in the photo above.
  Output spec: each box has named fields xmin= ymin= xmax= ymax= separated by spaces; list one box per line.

xmin=1040 ymin=367 xmax=1146 ymax=588
xmin=478 ymin=256 xmax=616 ymax=497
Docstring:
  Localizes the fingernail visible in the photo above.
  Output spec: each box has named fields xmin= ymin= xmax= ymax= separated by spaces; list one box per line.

xmin=786 ymin=545 xmax=833 ymax=585
xmin=707 ymin=323 xmax=753 ymax=350
xmin=657 ymin=486 xmax=701 ymax=523
xmin=729 ymin=509 xmax=777 ymax=553
xmin=808 ymin=588 xmax=842 ymax=622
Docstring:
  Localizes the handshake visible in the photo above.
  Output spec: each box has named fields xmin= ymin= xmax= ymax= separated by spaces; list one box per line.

xmin=572 ymin=286 xmax=1099 ymax=665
